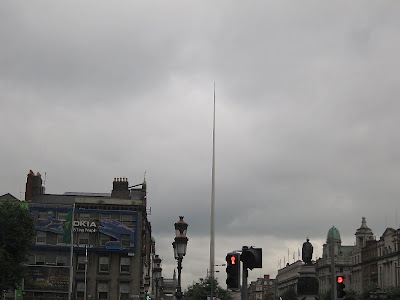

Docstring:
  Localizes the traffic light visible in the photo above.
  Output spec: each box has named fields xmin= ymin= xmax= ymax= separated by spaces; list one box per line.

xmin=337 ymin=276 xmax=346 ymax=298
xmin=226 ymin=252 xmax=240 ymax=289
xmin=240 ymin=247 xmax=262 ymax=270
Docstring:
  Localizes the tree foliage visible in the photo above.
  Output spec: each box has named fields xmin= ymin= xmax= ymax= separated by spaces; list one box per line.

xmin=0 ymin=201 xmax=36 ymax=295
xmin=183 ymin=276 xmax=232 ymax=300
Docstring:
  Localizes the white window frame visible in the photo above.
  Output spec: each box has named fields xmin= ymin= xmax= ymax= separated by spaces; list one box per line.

xmin=119 ymin=282 xmax=130 ymax=300
xmin=120 ymin=257 xmax=130 ymax=273
xmin=99 ymin=256 xmax=110 ymax=273
xmin=36 ymin=231 xmax=46 ymax=244
xmin=76 ymin=281 xmax=85 ymax=299
xmin=98 ymin=281 xmax=109 ymax=299
xmin=121 ymin=214 xmax=133 ymax=226
xmin=100 ymin=213 xmax=111 ymax=220
xmin=77 ymin=256 xmax=86 ymax=272
xmin=100 ymin=234 xmax=110 ymax=247
xmin=38 ymin=211 xmax=48 ymax=220
xmin=56 ymin=255 xmax=67 ymax=266
xmin=80 ymin=212 xmax=90 ymax=221
xmin=36 ymin=255 xmax=45 ymax=265
xmin=57 ymin=234 xmax=65 ymax=244
xmin=78 ymin=232 xmax=89 ymax=245
xmin=120 ymin=234 xmax=131 ymax=248
xmin=57 ymin=211 xmax=68 ymax=221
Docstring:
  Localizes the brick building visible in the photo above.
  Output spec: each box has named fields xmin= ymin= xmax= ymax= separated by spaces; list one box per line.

xmin=248 ymin=275 xmax=274 ymax=300
xmin=23 ymin=171 xmax=153 ymax=300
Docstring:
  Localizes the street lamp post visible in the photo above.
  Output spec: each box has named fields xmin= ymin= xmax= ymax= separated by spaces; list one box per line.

xmin=209 ymin=264 xmax=225 ymax=300
xmin=144 ymin=275 xmax=150 ymax=300
xmin=84 ymin=245 xmax=89 ymax=300
xmin=153 ymin=255 xmax=162 ymax=300
xmin=172 ymin=216 xmax=188 ymax=300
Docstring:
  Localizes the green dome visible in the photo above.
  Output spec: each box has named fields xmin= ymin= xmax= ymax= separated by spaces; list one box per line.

xmin=327 ymin=226 xmax=341 ymax=243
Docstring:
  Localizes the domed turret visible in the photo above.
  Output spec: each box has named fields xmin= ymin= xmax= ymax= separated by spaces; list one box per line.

xmin=355 ymin=217 xmax=374 ymax=248
xmin=327 ymin=226 xmax=341 ymax=243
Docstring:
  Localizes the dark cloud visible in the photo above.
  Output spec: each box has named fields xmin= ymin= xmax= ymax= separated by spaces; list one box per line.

xmin=2 ymin=0 xmax=400 ymax=289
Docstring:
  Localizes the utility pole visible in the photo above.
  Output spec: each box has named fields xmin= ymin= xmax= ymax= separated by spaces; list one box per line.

xmin=331 ymin=234 xmax=336 ymax=300
xmin=241 ymin=261 xmax=248 ymax=300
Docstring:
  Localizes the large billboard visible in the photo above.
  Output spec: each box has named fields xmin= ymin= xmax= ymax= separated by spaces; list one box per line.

xmin=24 ymin=266 xmax=70 ymax=292
xmin=30 ymin=206 xmax=138 ymax=253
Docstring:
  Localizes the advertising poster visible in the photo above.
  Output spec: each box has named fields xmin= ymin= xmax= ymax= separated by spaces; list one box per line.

xmin=24 ymin=266 xmax=70 ymax=292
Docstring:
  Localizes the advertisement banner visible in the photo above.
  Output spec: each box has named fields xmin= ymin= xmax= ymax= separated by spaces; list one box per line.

xmin=24 ymin=266 xmax=70 ymax=292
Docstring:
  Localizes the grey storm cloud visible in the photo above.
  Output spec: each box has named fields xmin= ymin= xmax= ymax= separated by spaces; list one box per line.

xmin=1 ymin=0 xmax=400 ymax=288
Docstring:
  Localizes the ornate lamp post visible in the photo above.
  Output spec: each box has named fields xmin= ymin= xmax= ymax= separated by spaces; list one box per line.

xmin=172 ymin=216 xmax=188 ymax=300
xmin=153 ymin=255 xmax=162 ymax=300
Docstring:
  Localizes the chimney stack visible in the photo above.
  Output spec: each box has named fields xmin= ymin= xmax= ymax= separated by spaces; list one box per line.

xmin=111 ymin=177 xmax=130 ymax=199
xmin=25 ymin=170 xmax=44 ymax=201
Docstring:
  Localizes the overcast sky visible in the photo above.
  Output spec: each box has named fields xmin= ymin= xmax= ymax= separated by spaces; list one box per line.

xmin=1 ymin=0 xmax=400 ymax=290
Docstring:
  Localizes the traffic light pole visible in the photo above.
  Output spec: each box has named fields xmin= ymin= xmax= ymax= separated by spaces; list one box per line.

xmin=241 ymin=261 xmax=248 ymax=300
xmin=331 ymin=234 xmax=337 ymax=300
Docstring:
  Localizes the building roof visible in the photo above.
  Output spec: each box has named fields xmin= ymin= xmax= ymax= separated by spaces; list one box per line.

xmin=64 ymin=192 xmax=111 ymax=197
xmin=327 ymin=226 xmax=341 ymax=243
xmin=0 ymin=193 xmax=20 ymax=202
xmin=355 ymin=217 xmax=373 ymax=236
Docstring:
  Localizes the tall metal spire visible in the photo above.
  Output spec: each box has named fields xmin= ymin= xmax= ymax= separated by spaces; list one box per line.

xmin=210 ymin=82 xmax=216 ymax=279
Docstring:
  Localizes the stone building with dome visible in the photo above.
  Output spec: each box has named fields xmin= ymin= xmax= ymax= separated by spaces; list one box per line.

xmin=351 ymin=217 xmax=375 ymax=293
xmin=315 ymin=226 xmax=354 ymax=294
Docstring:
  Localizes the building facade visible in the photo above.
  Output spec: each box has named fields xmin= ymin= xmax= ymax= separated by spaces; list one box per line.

xmin=275 ymin=260 xmax=303 ymax=297
xmin=314 ymin=218 xmax=400 ymax=296
xmin=23 ymin=171 xmax=153 ymax=300
xmin=248 ymin=275 xmax=274 ymax=300
xmin=315 ymin=226 xmax=353 ymax=294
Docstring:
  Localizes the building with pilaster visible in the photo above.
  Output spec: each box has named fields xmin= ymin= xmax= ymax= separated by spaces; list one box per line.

xmin=23 ymin=170 xmax=153 ymax=300
xmin=275 ymin=260 xmax=303 ymax=297
xmin=315 ymin=226 xmax=353 ymax=294
xmin=248 ymin=275 xmax=274 ymax=300
xmin=377 ymin=227 xmax=400 ymax=289
xmin=352 ymin=217 xmax=375 ymax=293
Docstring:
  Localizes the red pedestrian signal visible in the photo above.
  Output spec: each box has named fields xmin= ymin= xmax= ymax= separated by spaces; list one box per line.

xmin=226 ymin=252 xmax=240 ymax=289
xmin=336 ymin=276 xmax=346 ymax=298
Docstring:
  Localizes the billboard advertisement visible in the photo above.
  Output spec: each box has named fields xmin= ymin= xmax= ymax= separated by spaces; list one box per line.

xmin=24 ymin=266 xmax=70 ymax=292
xmin=30 ymin=206 xmax=138 ymax=253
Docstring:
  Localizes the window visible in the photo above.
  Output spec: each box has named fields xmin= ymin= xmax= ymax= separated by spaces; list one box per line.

xmin=100 ymin=234 xmax=110 ymax=247
xmin=77 ymin=256 xmax=86 ymax=271
xmin=76 ymin=281 xmax=85 ymax=300
xmin=38 ymin=211 xmax=48 ymax=220
xmin=78 ymin=232 xmax=89 ymax=245
xmin=119 ymin=282 xmax=130 ymax=300
xmin=58 ymin=211 xmax=68 ymax=221
xmin=45 ymin=255 xmax=56 ymax=265
xmin=120 ymin=257 xmax=130 ymax=273
xmin=120 ymin=234 xmax=131 ymax=248
xmin=101 ymin=213 xmax=111 ymax=220
xmin=36 ymin=255 xmax=45 ymax=265
xmin=98 ymin=281 xmax=109 ymax=299
xmin=80 ymin=213 xmax=90 ymax=221
xmin=99 ymin=257 xmax=110 ymax=272
xmin=56 ymin=255 xmax=67 ymax=266
xmin=28 ymin=254 xmax=35 ymax=265
xmin=57 ymin=234 xmax=65 ymax=244
xmin=36 ymin=231 xmax=46 ymax=244
xmin=121 ymin=214 xmax=133 ymax=226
